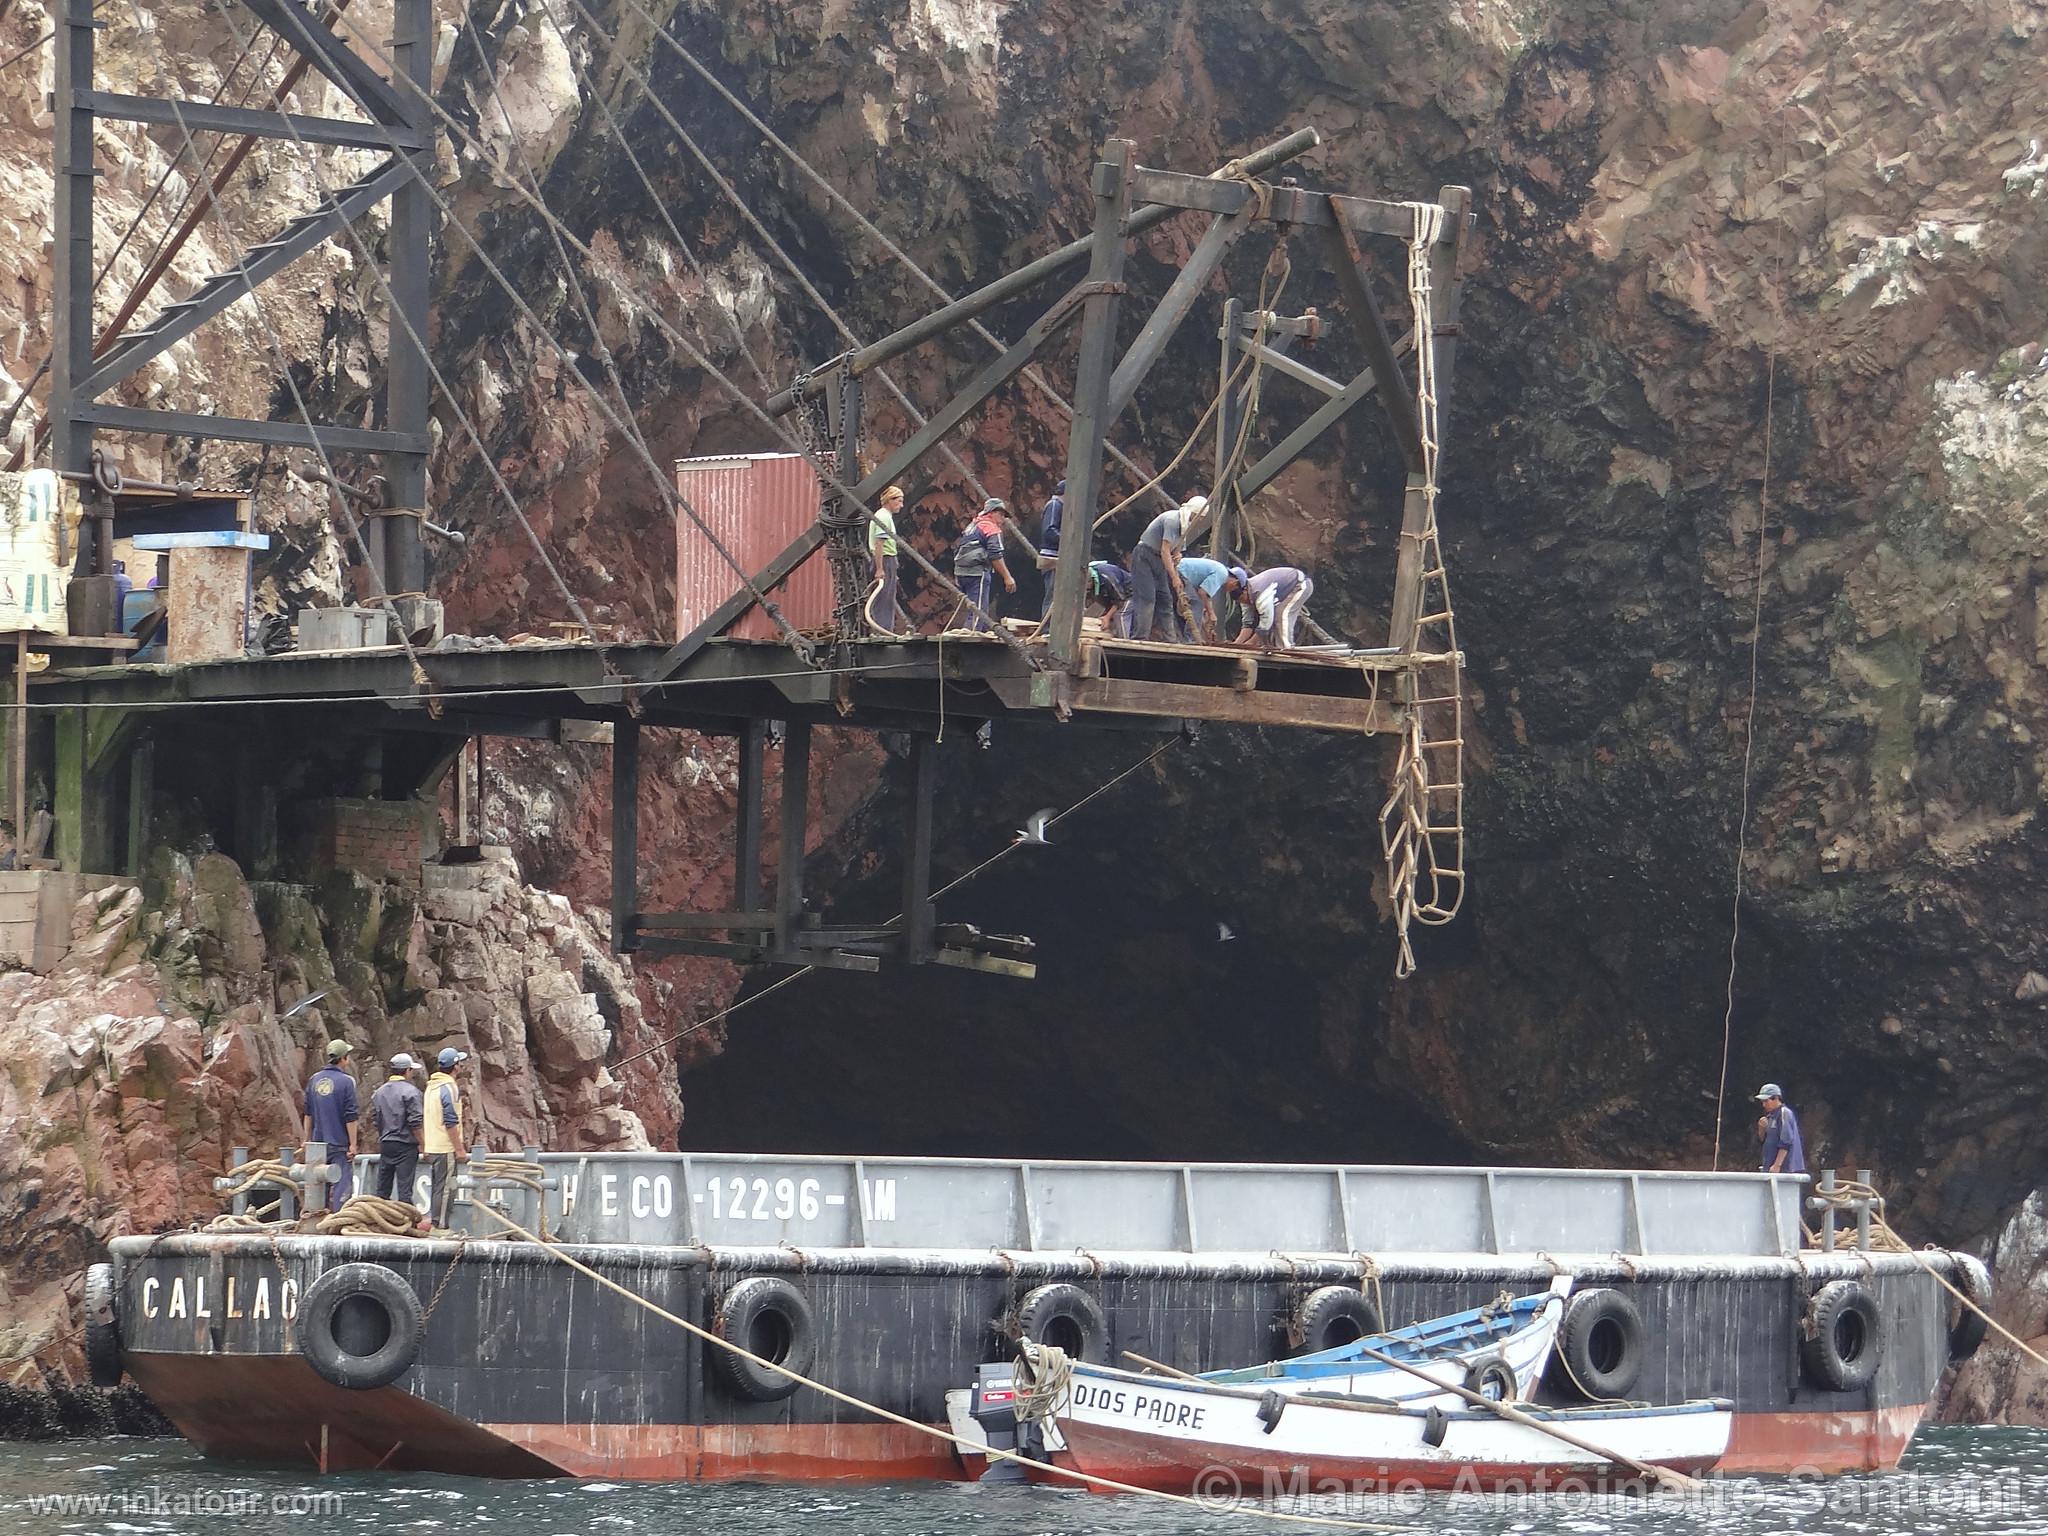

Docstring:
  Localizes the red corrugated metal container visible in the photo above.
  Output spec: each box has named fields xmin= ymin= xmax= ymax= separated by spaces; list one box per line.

xmin=674 ymin=452 xmax=833 ymax=641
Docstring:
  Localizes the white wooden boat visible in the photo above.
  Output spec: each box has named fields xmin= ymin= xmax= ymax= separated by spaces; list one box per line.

xmin=1039 ymin=1363 xmax=1732 ymax=1493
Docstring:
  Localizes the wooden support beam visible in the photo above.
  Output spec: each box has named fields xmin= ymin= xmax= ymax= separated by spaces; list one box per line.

xmin=1235 ymin=337 xmax=1411 ymax=504
xmin=1213 ymin=296 xmax=1243 ymax=558
xmin=610 ymin=720 xmax=639 ymax=953
xmin=1106 ymin=208 xmax=1252 ymax=423
xmin=1240 ymin=338 xmax=1345 ymax=398
xmin=1320 ymin=212 xmax=1424 ymax=472
xmin=1125 ymin=170 xmax=1457 ymax=244
xmin=764 ymin=128 xmax=1321 ymax=415
xmin=734 ymin=718 xmax=765 ymax=912
xmin=634 ymin=911 xmax=775 ymax=932
xmin=900 ymin=735 xmax=936 ymax=963
xmin=1069 ymin=676 xmax=1397 ymax=735
xmin=852 ymin=286 xmax=1091 ymax=505
xmin=775 ymin=722 xmax=811 ymax=951
xmin=1048 ymin=140 xmax=1135 ymax=671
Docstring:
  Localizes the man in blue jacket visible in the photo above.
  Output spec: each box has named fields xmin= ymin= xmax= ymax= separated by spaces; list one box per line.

xmin=300 ymin=1040 xmax=359 ymax=1211
xmin=1755 ymin=1082 xmax=1807 ymax=1174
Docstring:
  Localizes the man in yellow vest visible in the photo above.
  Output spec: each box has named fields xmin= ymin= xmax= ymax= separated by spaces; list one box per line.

xmin=423 ymin=1047 xmax=470 ymax=1226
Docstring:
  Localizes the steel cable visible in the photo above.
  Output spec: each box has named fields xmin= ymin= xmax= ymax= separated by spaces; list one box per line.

xmin=317 ymin=2 xmax=1025 ymax=656
xmin=615 ymin=3 xmax=1180 ymax=511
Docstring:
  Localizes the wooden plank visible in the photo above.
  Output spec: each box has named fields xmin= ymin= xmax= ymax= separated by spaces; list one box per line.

xmin=1070 ymin=675 xmax=1398 ymax=734
xmin=0 ymin=632 xmax=140 ymax=651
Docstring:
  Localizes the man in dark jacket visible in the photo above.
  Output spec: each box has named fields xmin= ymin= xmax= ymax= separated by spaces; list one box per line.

xmin=371 ymin=1053 xmax=426 ymax=1204
xmin=1755 ymin=1082 xmax=1807 ymax=1174
xmin=300 ymin=1040 xmax=360 ymax=1212
xmin=953 ymin=498 xmax=1015 ymax=631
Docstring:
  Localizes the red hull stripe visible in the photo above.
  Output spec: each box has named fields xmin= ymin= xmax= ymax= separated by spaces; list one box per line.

xmin=121 ymin=1353 xmax=1930 ymax=1484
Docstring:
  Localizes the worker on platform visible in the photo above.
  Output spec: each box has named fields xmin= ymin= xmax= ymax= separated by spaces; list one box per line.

xmin=371 ymin=1053 xmax=426 ymax=1205
xmin=867 ymin=484 xmax=906 ymax=635
xmin=1755 ymin=1083 xmax=1807 ymax=1175
xmin=952 ymin=497 xmax=1015 ymax=632
xmin=423 ymin=1047 xmax=471 ymax=1227
xmin=1230 ymin=565 xmax=1315 ymax=651
xmin=1088 ymin=561 xmax=1131 ymax=637
xmin=1127 ymin=494 xmax=1208 ymax=642
xmin=1037 ymin=479 xmax=1066 ymax=619
xmin=1174 ymin=553 xmax=1232 ymax=644
xmin=300 ymin=1040 xmax=360 ymax=1213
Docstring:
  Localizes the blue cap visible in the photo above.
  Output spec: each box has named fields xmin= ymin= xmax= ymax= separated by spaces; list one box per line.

xmin=1754 ymin=1082 xmax=1783 ymax=1101
xmin=438 ymin=1047 xmax=469 ymax=1069
xmin=1229 ymin=566 xmax=1250 ymax=584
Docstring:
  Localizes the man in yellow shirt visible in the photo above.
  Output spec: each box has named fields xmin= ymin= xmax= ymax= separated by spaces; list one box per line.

xmin=423 ymin=1047 xmax=470 ymax=1226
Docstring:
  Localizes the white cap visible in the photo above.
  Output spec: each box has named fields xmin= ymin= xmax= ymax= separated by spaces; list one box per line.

xmin=389 ymin=1052 xmax=420 ymax=1072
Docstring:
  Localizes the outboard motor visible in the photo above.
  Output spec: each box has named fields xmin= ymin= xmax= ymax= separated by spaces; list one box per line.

xmin=969 ymin=1362 xmax=1030 ymax=1482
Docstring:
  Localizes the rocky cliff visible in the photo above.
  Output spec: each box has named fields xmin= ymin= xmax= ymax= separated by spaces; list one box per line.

xmin=0 ymin=848 xmax=658 ymax=1384
xmin=1 ymin=0 xmax=2046 ymax=1415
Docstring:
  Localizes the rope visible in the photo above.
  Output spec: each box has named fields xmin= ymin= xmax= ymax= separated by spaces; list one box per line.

xmin=473 ymin=1204 xmax=1401 ymax=1530
xmin=1713 ymin=347 xmax=1776 ymax=1168
xmin=1376 ymin=201 xmax=1466 ymax=978
xmin=1798 ymin=1182 xmax=2042 ymax=1369
xmin=315 ymin=1195 xmax=428 ymax=1237
xmin=1012 ymin=1337 xmax=1075 ymax=1422
xmin=1094 ymin=351 xmax=1253 ymax=529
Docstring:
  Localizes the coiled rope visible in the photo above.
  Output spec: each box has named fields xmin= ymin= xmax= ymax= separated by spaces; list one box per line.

xmin=1011 ymin=1337 xmax=1075 ymax=1422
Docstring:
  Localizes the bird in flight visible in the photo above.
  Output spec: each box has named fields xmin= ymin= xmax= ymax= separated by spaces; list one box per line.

xmin=1015 ymin=809 xmax=1055 ymax=845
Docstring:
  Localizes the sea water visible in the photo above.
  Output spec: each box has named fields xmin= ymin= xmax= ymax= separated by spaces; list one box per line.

xmin=4 ymin=1426 xmax=2046 ymax=1535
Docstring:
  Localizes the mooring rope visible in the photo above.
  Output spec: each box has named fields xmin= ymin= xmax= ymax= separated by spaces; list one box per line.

xmin=470 ymin=1205 xmax=1403 ymax=1530
xmin=1712 ymin=346 xmax=1777 ymax=1169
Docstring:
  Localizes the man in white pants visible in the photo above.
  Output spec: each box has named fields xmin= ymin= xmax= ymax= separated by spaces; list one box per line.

xmin=1231 ymin=566 xmax=1314 ymax=650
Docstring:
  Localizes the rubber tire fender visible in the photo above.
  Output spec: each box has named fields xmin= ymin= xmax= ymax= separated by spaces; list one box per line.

xmin=1551 ymin=1287 xmax=1647 ymax=1401
xmin=1947 ymin=1262 xmax=1991 ymax=1364
xmin=1293 ymin=1286 xmax=1385 ymax=1355
xmin=295 ymin=1262 xmax=423 ymax=1391
xmin=83 ymin=1262 xmax=121 ymax=1388
xmin=1802 ymin=1279 xmax=1881 ymax=1393
xmin=712 ymin=1276 xmax=817 ymax=1403
xmin=1257 ymin=1389 xmax=1286 ymax=1434
xmin=1462 ymin=1354 xmax=1518 ymax=1403
xmin=1016 ymin=1283 xmax=1108 ymax=1365
xmin=1422 ymin=1405 xmax=1450 ymax=1448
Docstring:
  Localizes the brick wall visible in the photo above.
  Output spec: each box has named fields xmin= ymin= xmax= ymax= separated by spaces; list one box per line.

xmin=292 ymin=798 xmax=425 ymax=883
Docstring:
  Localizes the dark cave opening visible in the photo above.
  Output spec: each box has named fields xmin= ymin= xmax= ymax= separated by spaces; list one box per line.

xmin=677 ymin=723 xmax=1476 ymax=1166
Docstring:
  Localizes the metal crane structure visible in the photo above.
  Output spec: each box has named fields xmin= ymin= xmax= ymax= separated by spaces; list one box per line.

xmin=22 ymin=0 xmax=1476 ymax=981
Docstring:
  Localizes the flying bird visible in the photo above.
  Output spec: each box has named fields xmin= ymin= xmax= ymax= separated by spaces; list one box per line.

xmin=1217 ymin=922 xmax=1237 ymax=942
xmin=1014 ymin=809 xmax=1055 ymax=846
xmin=278 ymin=989 xmax=330 ymax=1022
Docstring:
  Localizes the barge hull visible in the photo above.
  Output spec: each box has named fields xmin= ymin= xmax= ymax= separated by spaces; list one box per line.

xmin=108 ymin=1238 xmax=1971 ymax=1482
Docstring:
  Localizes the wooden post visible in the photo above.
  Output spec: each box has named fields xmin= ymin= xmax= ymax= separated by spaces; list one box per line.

xmin=9 ymin=637 xmax=25 ymax=860
xmin=1047 ymin=140 xmax=1135 ymax=670
xmin=1213 ymin=297 xmax=1243 ymax=559
xmin=610 ymin=720 xmax=639 ymax=953
xmin=775 ymin=722 xmax=811 ymax=954
xmin=899 ymin=735 xmax=935 ymax=962
xmin=734 ymin=719 xmax=765 ymax=912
